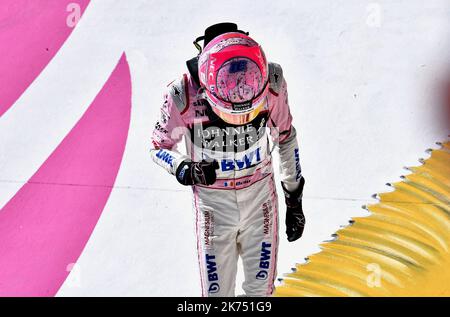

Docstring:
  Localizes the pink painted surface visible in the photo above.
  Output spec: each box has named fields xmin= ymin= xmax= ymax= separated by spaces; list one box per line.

xmin=0 ymin=54 xmax=131 ymax=296
xmin=0 ymin=0 xmax=90 ymax=117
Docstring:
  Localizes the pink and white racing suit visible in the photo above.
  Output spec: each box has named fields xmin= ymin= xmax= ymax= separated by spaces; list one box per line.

xmin=150 ymin=63 xmax=302 ymax=296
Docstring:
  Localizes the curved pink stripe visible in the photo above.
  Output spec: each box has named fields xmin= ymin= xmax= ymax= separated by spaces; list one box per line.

xmin=0 ymin=0 xmax=90 ymax=117
xmin=0 ymin=54 xmax=131 ymax=296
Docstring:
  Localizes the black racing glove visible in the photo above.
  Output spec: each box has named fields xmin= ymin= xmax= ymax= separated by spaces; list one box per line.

xmin=176 ymin=160 xmax=219 ymax=186
xmin=282 ymin=177 xmax=306 ymax=242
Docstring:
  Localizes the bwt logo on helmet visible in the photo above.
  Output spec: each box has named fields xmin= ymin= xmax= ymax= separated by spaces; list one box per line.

xmin=155 ymin=149 xmax=174 ymax=167
xmin=206 ymin=254 xmax=220 ymax=294
xmin=256 ymin=242 xmax=271 ymax=280
xmin=221 ymin=147 xmax=261 ymax=171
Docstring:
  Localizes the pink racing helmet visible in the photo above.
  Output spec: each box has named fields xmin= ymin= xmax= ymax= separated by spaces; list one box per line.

xmin=198 ymin=32 xmax=269 ymax=125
